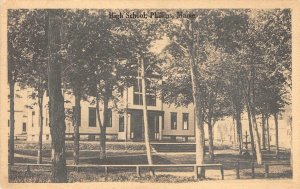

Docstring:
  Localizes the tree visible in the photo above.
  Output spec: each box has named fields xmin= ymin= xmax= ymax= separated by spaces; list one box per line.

xmin=162 ymin=10 xmax=250 ymax=167
xmin=74 ymin=10 xmax=137 ymax=160
xmin=8 ymin=9 xmax=29 ymax=165
xmin=46 ymin=9 xmax=67 ymax=182
xmin=15 ymin=10 xmax=48 ymax=164
xmin=247 ymin=9 xmax=291 ymax=159
xmin=201 ymin=46 xmax=233 ymax=161
xmin=208 ymin=10 xmax=252 ymax=157
xmin=8 ymin=16 xmax=17 ymax=165
xmin=162 ymin=12 xmax=210 ymax=177
xmin=196 ymin=10 xmax=249 ymax=161
xmin=121 ymin=13 xmax=165 ymax=171
xmin=209 ymin=10 xmax=276 ymax=164
xmin=230 ymin=9 xmax=291 ymax=164
xmin=183 ymin=19 xmax=205 ymax=176
xmin=262 ymin=9 xmax=291 ymax=158
xmin=162 ymin=44 xmax=232 ymax=161
xmin=226 ymin=72 xmax=245 ymax=155
xmin=161 ymin=9 xmax=291 ymax=166
xmin=261 ymin=114 xmax=266 ymax=150
xmin=140 ymin=57 xmax=154 ymax=168
xmin=62 ymin=10 xmax=93 ymax=165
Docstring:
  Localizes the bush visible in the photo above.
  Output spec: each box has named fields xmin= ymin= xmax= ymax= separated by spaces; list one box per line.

xmin=15 ymin=141 xmax=146 ymax=151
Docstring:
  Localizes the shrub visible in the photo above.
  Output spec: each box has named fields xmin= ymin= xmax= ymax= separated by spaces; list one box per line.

xmin=15 ymin=141 xmax=146 ymax=151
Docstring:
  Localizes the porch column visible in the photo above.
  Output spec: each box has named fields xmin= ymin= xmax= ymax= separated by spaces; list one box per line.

xmin=124 ymin=111 xmax=128 ymax=141
xmin=159 ymin=115 xmax=163 ymax=140
xmin=127 ymin=113 xmax=131 ymax=139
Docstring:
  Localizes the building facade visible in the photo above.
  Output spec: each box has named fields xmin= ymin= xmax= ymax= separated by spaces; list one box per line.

xmin=9 ymin=82 xmax=292 ymax=149
xmin=7 ymin=86 xmax=32 ymax=140
xmin=23 ymin=76 xmax=195 ymax=142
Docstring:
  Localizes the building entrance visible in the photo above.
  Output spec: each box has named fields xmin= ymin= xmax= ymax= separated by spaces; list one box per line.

xmin=129 ymin=110 xmax=162 ymax=141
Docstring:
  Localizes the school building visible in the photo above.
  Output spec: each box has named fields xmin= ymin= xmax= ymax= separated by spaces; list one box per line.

xmin=8 ymin=81 xmax=292 ymax=149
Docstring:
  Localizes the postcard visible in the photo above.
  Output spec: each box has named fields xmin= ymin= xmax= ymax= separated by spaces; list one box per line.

xmin=0 ymin=0 xmax=299 ymax=189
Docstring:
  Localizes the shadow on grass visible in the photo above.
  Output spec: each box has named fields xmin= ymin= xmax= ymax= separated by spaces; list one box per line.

xmin=9 ymin=168 xmax=197 ymax=183
xmin=9 ymin=169 xmax=52 ymax=183
xmin=82 ymin=154 xmax=173 ymax=165
xmin=242 ymin=170 xmax=292 ymax=179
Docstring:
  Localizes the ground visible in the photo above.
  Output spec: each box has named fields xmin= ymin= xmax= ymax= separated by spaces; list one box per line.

xmin=9 ymin=140 xmax=292 ymax=183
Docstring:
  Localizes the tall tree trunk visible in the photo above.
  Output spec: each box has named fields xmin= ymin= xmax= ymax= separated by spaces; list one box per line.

xmin=249 ymin=67 xmax=262 ymax=164
xmin=288 ymin=116 xmax=292 ymax=171
xmin=73 ymin=90 xmax=81 ymax=165
xmin=232 ymin=78 xmax=243 ymax=154
xmin=8 ymin=19 xmax=17 ymax=166
xmin=9 ymin=79 xmax=15 ymax=165
xmin=274 ymin=113 xmax=279 ymax=157
xmin=246 ymin=97 xmax=262 ymax=164
xmin=235 ymin=108 xmax=243 ymax=155
xmin=95 ymin=93 xmax=103 ymax=158
xmin=188 ymin=21 xmax=205 ymax=179
xmin=238 ymin=113 xmax=243 ymax=153
xmin=266 ymin=115 xmax=271 ymax=152
xmin=232 ymin=117 xmax=237 ymax=146
xmin=47 ymin=10 xmax=67 ymax=182
xmin=261 ymin=114 xmax=266 ymax=150
xmin=207 ymin=92 xmax=215 ymax=161
xmin=208 ymin=118 xmax=214 ymax=161
xmin=249 ymin=103 xmax=263 ymax=164
xmin=37 ymin=93 xmax=44 ymax=164
xmin=246 ymin=103 xmax=256 ymax=157
xmin=99 ymin=94 xmax=108 ymax=160
xmin=141 ymin=58 xmax=154 ymax=169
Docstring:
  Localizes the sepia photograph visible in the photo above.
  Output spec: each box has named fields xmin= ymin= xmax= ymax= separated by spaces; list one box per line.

xmin=0 ymin=0 xmax=299 ymax=187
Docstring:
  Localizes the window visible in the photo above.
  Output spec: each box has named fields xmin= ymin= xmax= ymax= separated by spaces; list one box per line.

xmin=89 ymin=107 xmax=96 ymax=127
xmin=133 ymin=93 xmax=143 ymax=105
xmin=32 ymin=111 xmax=35 ymax=127
xmin=106 ymin=109 xmax=112 ymax=127
xmin=45 ymin=108 xmax=49 ymax=127
xmin=72 ymin=106 xmax=81 ymax=127
xmin=120 ymin=89 xmax=124 ymax=98
xmin=22 ymin=122 xmax=27 ymax=132
xmin=133 ymin=79 xmax=143 ymax=105
xmin=171 ymin=112 xmax=177 ymax=130
xmin=119 ymin=115 xmax=124 ymax=132
xmin=147 ymin=94 xmax=156 ymax=106
xmin=183 ymin=113 xmax=189 ymax=130
xmin=8 ymin=120 xmax=9 ymax=127
xmin=133 ymin=79 xmax=156 ymax=106
xmin=46 ymin=134 xmax=49 ymax=140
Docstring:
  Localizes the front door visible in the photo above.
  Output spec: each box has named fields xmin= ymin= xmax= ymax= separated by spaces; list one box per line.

xmin=148 ymin=114 xmax=159 ymax=140
xmin=130 ymin=110 xmax=161 ymax=141
xmin=131 ymin=111 xmax=143 ymax=140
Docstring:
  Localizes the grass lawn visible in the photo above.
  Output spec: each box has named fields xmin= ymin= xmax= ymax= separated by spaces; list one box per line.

xmin=10 ymin=141 xmax=292 ymax=182
xmin=9 ymin=167 xmax=197 ymax=183
xmin=9 ymin=159 xmax=292 ymax=183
